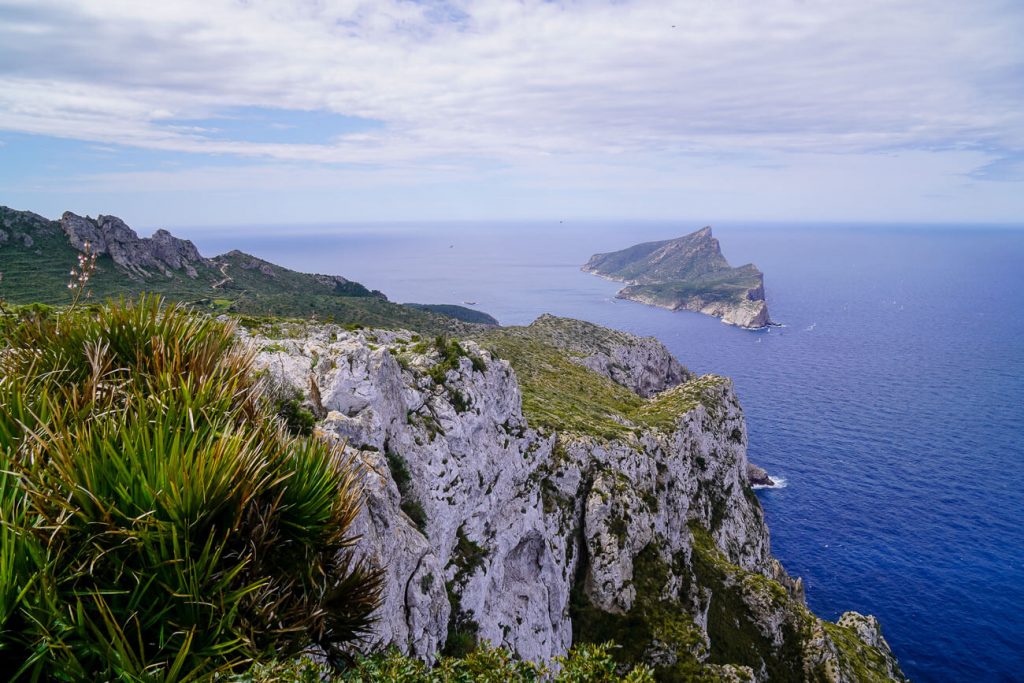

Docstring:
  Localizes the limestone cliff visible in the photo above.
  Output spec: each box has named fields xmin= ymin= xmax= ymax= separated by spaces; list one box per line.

xmin=245 ymin=316 xmax=903 ymax=682
xmin=60 ymin=211 xmax=207 ymax=279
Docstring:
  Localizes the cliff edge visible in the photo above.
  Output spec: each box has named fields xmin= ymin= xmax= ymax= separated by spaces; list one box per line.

xmin=245 ymin=315 xmax=902 ymax=682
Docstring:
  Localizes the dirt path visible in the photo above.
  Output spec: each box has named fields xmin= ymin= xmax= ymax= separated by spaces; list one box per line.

xmin=211 ymin=262 xmax=233 ymax=289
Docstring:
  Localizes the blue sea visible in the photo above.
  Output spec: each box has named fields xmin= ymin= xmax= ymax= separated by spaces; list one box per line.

xmin=184 ymin=221 xmax=1024 ymax=682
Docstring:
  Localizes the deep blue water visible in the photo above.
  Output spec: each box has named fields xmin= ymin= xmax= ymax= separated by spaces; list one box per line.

xmin=183 ymin=221 xmax=1024 ymax=681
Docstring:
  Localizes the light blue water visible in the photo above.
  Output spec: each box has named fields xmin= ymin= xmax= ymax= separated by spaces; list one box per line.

xmin=184 ymin=221 xmax=1024 ymax=681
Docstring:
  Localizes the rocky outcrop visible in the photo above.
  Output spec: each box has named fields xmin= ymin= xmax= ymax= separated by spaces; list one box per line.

xmin=507 ymin=313 xmax=690 ymax=397
xmin=244 ymin=316 xmax=905 ymax=681
xmin=60 ymin=212 xmax=207 ymax=278
xmin=0 ymin=208 xmax=54 ymax=252
xmin=746 ymin=462 xmax=776 ymax=488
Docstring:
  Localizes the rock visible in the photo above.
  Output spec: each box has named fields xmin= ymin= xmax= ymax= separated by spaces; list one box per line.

xmin=746 ymin=462 xmax=775 ymax=487
xmin=246 ymin=319 xmax=905 ymax=681
xmin=59 ymin=211 xmax=208 ymax=279
xmin=510 ymin=313 xmax=691 ymax=397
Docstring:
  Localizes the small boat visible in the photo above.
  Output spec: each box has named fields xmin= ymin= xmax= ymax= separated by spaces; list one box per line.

xmin=463 ymin=301 xmax=476 ymax=306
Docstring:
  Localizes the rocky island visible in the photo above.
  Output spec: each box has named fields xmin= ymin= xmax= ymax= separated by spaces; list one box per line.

xmin=583 ymin=227 xmax=772 ymax=329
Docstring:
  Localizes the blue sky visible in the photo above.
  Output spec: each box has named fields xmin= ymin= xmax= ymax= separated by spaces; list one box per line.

xmin=0 ymin=0 xmax=1022 ymax=227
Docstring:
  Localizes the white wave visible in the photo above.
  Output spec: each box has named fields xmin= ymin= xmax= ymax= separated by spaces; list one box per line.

xmin=804 ymin=322 xmax=816 ymax=332
xmin=752 ymin=476 xmax=788 ymax=490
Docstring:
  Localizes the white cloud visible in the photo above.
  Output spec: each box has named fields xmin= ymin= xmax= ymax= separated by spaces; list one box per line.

xmin=0 ymin=0 xmax=1021 ymax=167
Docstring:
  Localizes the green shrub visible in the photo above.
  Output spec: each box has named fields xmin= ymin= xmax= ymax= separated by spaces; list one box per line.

xmin=242 ymin=642 xmax=655 ymax=682
xmin=386 ymin=451 xmax=428 ymax=533
xmin=0 ymin=296 xmax=381 ymax=680
xmin=277 ymin=395 xmax=317 ymax=436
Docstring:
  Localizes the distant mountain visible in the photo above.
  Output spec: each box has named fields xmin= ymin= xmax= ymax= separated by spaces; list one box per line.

xmin=0 ymin=206 xmax=493 ymax=333
xmin=583 ymin=227 xmax=771 ymax=328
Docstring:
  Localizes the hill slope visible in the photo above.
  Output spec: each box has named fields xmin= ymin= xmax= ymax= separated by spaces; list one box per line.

xmin=0 ymin=206 xmax=489 ymax=334
xmin=583 ymin=227 xmax=771 ymax=329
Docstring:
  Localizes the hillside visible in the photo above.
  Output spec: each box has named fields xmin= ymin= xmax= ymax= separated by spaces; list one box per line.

xmin=0 ymin=206 xmax=489 ymax=334
xmin=583 ymin=227 xmax=771 ymax=329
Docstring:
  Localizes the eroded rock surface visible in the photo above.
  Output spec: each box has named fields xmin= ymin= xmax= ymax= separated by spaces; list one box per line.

xmin=60 ymin=212 xmax=207 ymax=278
xmin=246 ymin=317 xmax=904 ymax=681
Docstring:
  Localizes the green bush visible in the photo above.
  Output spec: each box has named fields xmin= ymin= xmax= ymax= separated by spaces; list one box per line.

xmin=242 ymin=642 xmax=655 ymax=682
xmin=0 ymin=296 xmax=381 ymax=681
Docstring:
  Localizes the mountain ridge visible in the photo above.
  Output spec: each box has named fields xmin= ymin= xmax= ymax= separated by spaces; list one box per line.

xmin=0 ymin=205 xmax=489 ymax=332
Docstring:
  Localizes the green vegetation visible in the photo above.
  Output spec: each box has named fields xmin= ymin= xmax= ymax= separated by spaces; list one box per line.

xmin=0 ymin=206 xmax=486 ymax=336
xmin=688 ymin=525 xmax=807 ymax=681
xmin=0 ymin=296 xmax=381 ymax=680
xmin=620 ymin=265 xmax=764 ymax=308
xmin=386 ymin=450 xmax=428 ymax=532
xmin=450 ymin=527 xmax=488 ymax=583
xmin=571 ymin=543 xmax=722 ymax=682
xmin=404 ymin=303 xmax=500 ymax=326
xmin=427 ymin=335 xmax=471 ymax=384
xmin=243 ymin=642 xmax=655 ymax=682
xmin=821 ymin=621 xmax=904 ymax=682
xmin=441 ymin=526 xmax=489 ymax=658
xmin=276 ymin=392 xmax=318 ymax=436
xmin=479 ymin=330 xmax=724 ymax=440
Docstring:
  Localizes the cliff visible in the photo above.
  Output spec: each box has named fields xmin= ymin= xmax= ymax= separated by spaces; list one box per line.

xmin=244 ymin=315 xmax=904 ymax=682
xmin=583 ymin=227 xmax=771 ymax=329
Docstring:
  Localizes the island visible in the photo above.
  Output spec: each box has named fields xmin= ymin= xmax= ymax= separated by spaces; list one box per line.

xmin=582 ymin=226 xmax=772 ymax=329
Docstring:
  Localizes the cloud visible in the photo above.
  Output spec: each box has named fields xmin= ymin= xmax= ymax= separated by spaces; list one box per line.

xmin=0 ymin=0 xmax=1021 ymax=168
xmin=968 ymin=153 xmax=1024 ymax=182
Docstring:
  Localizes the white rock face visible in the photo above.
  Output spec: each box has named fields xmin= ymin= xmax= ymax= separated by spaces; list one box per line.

xmin=247 ymin=322 xmax=761 ymax=660
xmin=244 ymin=319 xmax=904 ymax=681
xmin=60 ymin=212 xmax=206 ymax=278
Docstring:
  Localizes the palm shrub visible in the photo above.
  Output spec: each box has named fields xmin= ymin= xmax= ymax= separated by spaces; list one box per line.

xmin=0 ymin=296 xmax=381 ymax=681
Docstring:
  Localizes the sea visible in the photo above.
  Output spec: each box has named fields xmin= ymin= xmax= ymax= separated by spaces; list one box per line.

xmin=183 ymin=220 xmax=1024 ymax=682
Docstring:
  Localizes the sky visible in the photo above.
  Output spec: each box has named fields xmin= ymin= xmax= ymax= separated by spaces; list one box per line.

xmin=0 ymin=0 xmax=1022 ymax=227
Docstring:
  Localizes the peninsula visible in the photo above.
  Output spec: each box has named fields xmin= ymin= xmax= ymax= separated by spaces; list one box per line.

xmin=583 ymin=227 xmax=772 ymax=329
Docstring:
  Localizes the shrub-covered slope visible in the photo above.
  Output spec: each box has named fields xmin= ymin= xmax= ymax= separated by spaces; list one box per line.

xmin=0 ymin=206 xmax=484 ymax=334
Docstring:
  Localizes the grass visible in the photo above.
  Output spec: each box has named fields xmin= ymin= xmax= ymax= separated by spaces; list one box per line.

xmin=478 ymin=330 xmax=724 ymax=440
xmin=0 ymin=295 xmax=382 ymax=680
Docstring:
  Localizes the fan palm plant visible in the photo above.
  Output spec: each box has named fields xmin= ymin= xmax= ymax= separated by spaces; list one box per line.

xmin=0 ymin=295 xmax=381 ymax=681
